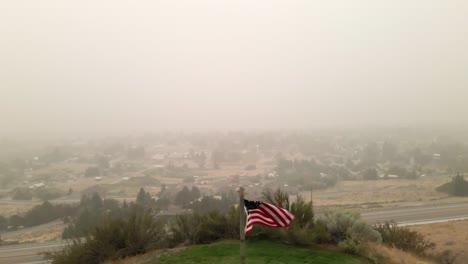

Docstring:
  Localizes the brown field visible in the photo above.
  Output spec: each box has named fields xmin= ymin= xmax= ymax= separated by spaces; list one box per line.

xmin=410 ymin=220 xmax=468 ymax=264
xmin=0 ymin=202 xmax=39 ymax=217
xmin=2 ymin=220 xmax=65 ymax=243
xmin=307 ymin=176 xmax=465 ymax=207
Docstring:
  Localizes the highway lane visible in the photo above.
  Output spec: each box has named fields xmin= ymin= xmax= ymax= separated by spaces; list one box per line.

xmin=362 ymin=202 xmax=468 ymax=225
xmin=0 ymin=241 xmax=67 ymax=264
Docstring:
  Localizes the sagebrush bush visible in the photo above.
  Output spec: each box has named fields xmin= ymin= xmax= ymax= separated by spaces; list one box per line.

xmin=321 ymin=208 xmax=381 ymax=255
xmin=259 ymin=189 xmax=317 ymax=245
xmin=170 ymin=207 xmax=239 ymax=246
xmin=309 ymin=220 xmax=332 ymax=244
xmin=374 ymin=220 xmax=435 ymax=256
xmin=48 ymin=205 xmax=165 ymax=264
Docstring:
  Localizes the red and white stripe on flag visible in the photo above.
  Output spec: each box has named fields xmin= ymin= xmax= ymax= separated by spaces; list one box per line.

xmin=244 ymin=200 xmax=294 ymax=234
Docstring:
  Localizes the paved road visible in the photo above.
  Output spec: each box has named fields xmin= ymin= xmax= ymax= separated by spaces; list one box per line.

xmin=361 ymin=202 xmax=468 ymax=225
xmin=2 ymin=202 xmax=468 ymax=264
xmin=0 ymin=241 xmax=67 ymax=264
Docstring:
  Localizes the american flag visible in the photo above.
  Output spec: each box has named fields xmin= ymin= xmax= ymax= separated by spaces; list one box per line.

xmin=244 ymin=199 xmax=294 ymax=234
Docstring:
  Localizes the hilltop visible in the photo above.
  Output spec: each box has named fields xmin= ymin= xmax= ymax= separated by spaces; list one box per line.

xmin=110 ymin=240 xmax=366 ymax=264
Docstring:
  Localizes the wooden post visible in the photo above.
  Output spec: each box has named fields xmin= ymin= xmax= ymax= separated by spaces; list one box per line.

xmin=239 ymin=187 xmax=246 ymax=264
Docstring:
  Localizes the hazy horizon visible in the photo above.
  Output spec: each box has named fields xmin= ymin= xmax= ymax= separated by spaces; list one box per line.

xmin=2 ymin=1 xmax=468 ymax=137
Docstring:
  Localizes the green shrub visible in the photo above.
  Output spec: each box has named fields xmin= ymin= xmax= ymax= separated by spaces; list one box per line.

xmin=322 ymin=208 xmax=360 ymax=243
xmin=35 ymin=187 xmax=65 ymax=200
xmin=436 ymin=174 xmax=468 ymax=197
xmin=170 ymin=213 xmax=203 ymax=245
xmin=12 ymin=187 xmax=33 ymax=200
xmin=374 ymin=220 xmax=434 ymax=256
xmin=48 ymin=206 xmax=165 ymax=264
xmin=259 ymin=189 xmax=317 ymax=246
xmin=170 ymin=208 xmax=239 ymax=246
xmin=309 ymin=219 xmax=332 ymax=244
xmin=322 ymin=208 xmax=381 ymax=255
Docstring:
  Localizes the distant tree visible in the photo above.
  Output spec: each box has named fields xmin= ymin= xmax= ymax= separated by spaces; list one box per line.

xmin=436 ymin=174 xmax=468 ymax=197
xmin=382 ymin=141 xmax=398 ymax=161
xmin=363 ymin=168 xmax=378 ymax=180
xmin=225 ymin=151 xmax=242 ymax=163
xmin=97 ymin=156 xmax=110 ymax=169
xmin=363 ymin=142 xmax=379 ymax=166
xmin=84 ymin=166 xmax=100 ymax=177
xmin=9 ymin=215 xmax=25 ymax=227
xmin=0 ymin=215 xmax=7 ymax=231
xmin=0 ymin=167 xmax=17 ymax=187
xmin=91 ymin=193 xmax=103 ymax=208
xmin=411 ymin=148 xmax=431 ymax=166
xmin=36 ymin=188 xmax=64 ymax=201
xmin=127 ymin=146 xmax=145 ymax=159
xmin=244 ymin=164 xmax=256 ymax=171
xmin=155 ymin=197 xmax=170 ymax=210
xmin=12 ymin=188 xmax=33 ymax=200
xmin=195 ymin=152 xmax=206 ymax=169
xmin=175 ymin=186 xmax=192 ymax=208
xmin=211 ymin=150 xmax=224 ymax=169
xmin=452 ymin=174 xmax=468 ymax=196
xmin=157 ymin=184 xmax=167 ymax=197
xmin=190 ymin=186 xmax=201 ymax=201
xmin=136 ymin=188 xmax=154 ymax=207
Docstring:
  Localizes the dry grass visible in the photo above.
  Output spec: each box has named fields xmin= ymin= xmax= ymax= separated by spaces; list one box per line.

xmin=409 ymin=220 xmax=468 ymax=264
xmin=2 ymin=221 xmax=65 ymax=243
xmin=368 ymin=243 xmax=433 ymax=264
xmin=0 ymin=202 xmax=39 ymax=217
xmin=306 ymin=176 xmax=467 ymax=206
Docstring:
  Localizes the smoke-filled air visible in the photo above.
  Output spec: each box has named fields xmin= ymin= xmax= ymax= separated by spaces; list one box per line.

xmin=1 ymin=1 xmax=468 ymax=264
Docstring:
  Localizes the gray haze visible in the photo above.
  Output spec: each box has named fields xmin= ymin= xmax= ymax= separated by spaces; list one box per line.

xmin=1 ymin=0 xmax=468 ymax=136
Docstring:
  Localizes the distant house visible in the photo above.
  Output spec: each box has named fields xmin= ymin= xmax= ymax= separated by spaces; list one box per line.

xmin=433 ymin=153 xmax=441 ymax=160
xmin=95 ymin=177 xmax=102 ymax=181
xmin=29 ymin=182 xmax=45 ymax=189
xmin=152 ymin=154 xmax=165 ymax=161
xmin=267 ymin=172 xmax=277 ymax=178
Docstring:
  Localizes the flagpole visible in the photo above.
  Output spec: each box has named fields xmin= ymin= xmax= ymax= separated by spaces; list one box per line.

xmin=239 ymin=187 xmax=246 ymax=264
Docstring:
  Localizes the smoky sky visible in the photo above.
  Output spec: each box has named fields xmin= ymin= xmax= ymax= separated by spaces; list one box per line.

xmin=1 ymin=0 xmax=468 ymax=136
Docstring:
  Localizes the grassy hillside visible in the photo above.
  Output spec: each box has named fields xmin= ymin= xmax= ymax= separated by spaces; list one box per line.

xmin=151 ymin=240 xmax=366 ymax=264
